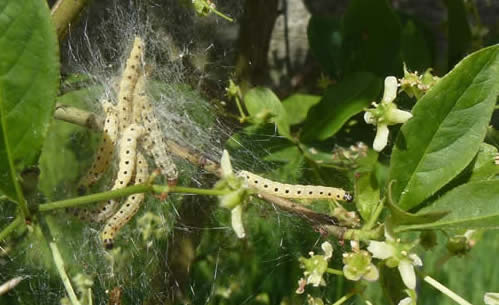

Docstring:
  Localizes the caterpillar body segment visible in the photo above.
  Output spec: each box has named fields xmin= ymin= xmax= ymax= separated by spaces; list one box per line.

xmin=101 ymin=152 xmax=149 ymax=249
xmin=77 ymin=101 xmax=119 ymax=193
xmin=117 ymin=36 xmax=145 ymax=132
xmin=132 ymin=73 xmax=146 ymax=125
xmin=112 ymin=124 xmax=145 ymax=189
xmin=139 ymin=93 xmax=178 ymax=183
xmin=238 ymin=170 xmax=353 ymax=202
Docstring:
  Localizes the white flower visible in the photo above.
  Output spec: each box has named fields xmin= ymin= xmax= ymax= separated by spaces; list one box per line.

xmin=368 ymin=239 xmax=422 ymax=290
xmin=485 ymin=292 xmax=499 ymax=305
xmin=219 ymin=150 xmax=247 ymax=238
xmin=364 ymin=76 xmax=413 ymax=151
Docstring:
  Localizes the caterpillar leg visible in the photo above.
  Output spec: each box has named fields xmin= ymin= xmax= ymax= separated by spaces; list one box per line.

xmin=101 ymin=152 xmax=149 ymax=249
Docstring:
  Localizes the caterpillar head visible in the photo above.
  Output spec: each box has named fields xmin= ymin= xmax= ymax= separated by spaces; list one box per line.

xmin=343 ymin=192 xmax=354 ymax=202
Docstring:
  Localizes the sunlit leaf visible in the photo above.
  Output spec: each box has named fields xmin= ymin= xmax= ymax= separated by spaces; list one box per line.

xmin=389 ymin=45 xmax=499 ymax=210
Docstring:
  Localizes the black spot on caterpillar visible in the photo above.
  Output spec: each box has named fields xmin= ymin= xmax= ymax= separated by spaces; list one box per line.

xmin=117 ymin=36 xmax=145 ymax=132
xmin=101 ymin=152 xmax=148 ymax=249
xmin=77 ymin=101 xmax=118 ymax=193
xmin=238 ymin=170 xmax=353 ymax=201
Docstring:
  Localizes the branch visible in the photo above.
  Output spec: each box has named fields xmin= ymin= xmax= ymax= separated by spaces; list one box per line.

xmin=52 ymin=105 xmax=349 ymax=230
xmin=54 ymin=103 xmax=102 ymax=131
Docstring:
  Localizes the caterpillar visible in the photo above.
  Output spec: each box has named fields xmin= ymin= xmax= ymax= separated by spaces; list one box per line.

xmin=237 ymin=170 xmax=353 ymax=201
xmin=112 ymin=123 xmax=145 ymax=189
xmin=101 ymin=152 xmax=149 ymax=249
xmin=495 ymin=153 xmax=499 ymax=165
xmin=69 ymin=123 xmax=146 ymax=222
xmin=136 ymin=79 xmax=178 ymax=184
xmin=117 ymin=36 xmax=145 ymax=132
xmin=77 ymin=100 xmax=119 ymax=194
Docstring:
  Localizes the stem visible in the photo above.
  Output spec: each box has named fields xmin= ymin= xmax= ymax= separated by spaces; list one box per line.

xmin=423 ymin=275 xmax=473 ymax=305
xmin=40 ymin=184 xmax=231 ymax=212
xmin=363 ymin=200 xmax=384 ymax=230
xmin=39 ymin=184 xmax=151 ymax=212
xmin=38 ymin=215 xmax=81 ymax=305
xmin=234 ymin=96 xmax=247 ymax=122
xmin=331 ymin=291 xmax=356 ymax=305
xmin=51 ymin=0 xmax=89 ymax=40
xmin=0 ymin=215 xmax=23 ymax=242
xmin=327 ymin=268 xmax=344 ymax=276
xmin=210 ymin=7 xmax=234 ymax=22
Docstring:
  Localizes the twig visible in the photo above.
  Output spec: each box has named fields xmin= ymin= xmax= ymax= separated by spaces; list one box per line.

xmin=0 ymin=276 xmax=26 ymax=296
xmin=51 ymin=0 xmax=89 ymax=40
xmin=54 ymin=103 xmax=102 ymax=130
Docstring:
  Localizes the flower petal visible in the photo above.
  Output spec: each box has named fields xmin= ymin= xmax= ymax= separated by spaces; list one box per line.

xmin=364 ymin=111 xmax=376 ymax=124
xmin=382 ymin=76 xmax=398 ymax=104
xmin=231 ymin=205 xmax=246 ymax=239
xmin=367 ymin=241 xmax=396 ymax=259
xmin=409 ymin=253 xmax=423 ymax=267
xmin=373 ymin=124 xmax=389 ymax=151
xmin=398 ymin=259 xmax=417 ymax=290
xmin=221 ymin=149 xmax=233 ymax=177
xmin=321 ymin=242 xmax=333 ymax=260
xmin=363 ymin=263 xmax=380 ymax=282
xmin=397 ymin=297 xmax=413 ymax=305
xmin=387 ymin=109 xmax=413 ymax=124
xmin=484 ymin=292 xmax=499 ymax=305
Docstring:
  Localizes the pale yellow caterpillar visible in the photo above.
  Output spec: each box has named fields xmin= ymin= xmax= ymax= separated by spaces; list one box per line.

xmin=101 ymin=152 xmax=149 ymax=249
xmin=77 ymin=101 xmax=119 ymax=193
xmin=117 ymin=36 xmax=145 ymax=132
xmin=87 ymin=123 xmax=146 ymax=222
xmin=495 ymin=153 xmax=499 ymax=165
xmin=238 ymin=170 xmax=353 ymax=201
xmin=137 ymin=82 xmax=178 ymax=184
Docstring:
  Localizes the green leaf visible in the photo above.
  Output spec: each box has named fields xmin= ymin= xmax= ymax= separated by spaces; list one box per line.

xmin=397 ymin=181 xmax=499 ymax=231
xmin=282 ymin=94 xmax=320 ymax=125
xmin=389 ymin=45 xmax=499 ymax=211
xmin=307 ymin=16 xmax=343 ymax=77
xmin=342 ymin=0 xmax=401 ymax=76
xmin=387 ymin=199 xmax=448 ymax=226
xmin=401 ymin=20 xmax=432 ymax=72
xmin=468 ymin=143 xmax=499 ymax=182
xmin=300 ymin=72 xmax=381 ymax=142
xmin=445 ymin=0 xmax=472 ymax=68
xmin=0 ymin=0 xmax=59 ymax=202
xmin=243 ymin=87 xmax=291 ymax=140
